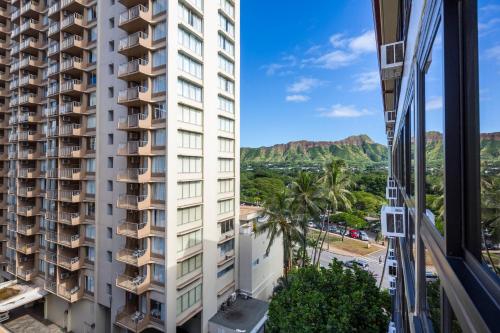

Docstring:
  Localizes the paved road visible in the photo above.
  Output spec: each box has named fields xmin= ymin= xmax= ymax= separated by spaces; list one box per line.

xmin=309 ymin=246 xmax=390 ymax=289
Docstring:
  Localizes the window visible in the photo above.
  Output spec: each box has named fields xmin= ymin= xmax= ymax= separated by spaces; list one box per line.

xmin=87 ymin=114 xmax=96 ymax=129
xmin=177 ymin=205 xmax=202 ymax=226
xmin=218 ymin=199 xmax=234 ymax=215
xmin=219 ymin=13 xmax=234 ymax=37
xmin=153 ymin=264 xmax=165 ymax=283
xmin=89 ymin=27 xmax=97 ymax=42
xmin=108 ymin=64 xmax=114 ymax=74
xmin=88 ymin=49 xmax=97 ymax=64
xmin=106 ymin=283 xmax=112 ymax=295
xmin=108 ymin=87 xmax=114 ymax=98
xmin=177 ymin=254 xmax=202 ymax=278
xmin=86 ymin=180 xmax=96 ymax=195
xmin=106 ymin=251 xmax=112 ymax=262
xmin=107 ymin=204 xmax=113 ymax=215
xmin=86 ymin=247 xmax=95 ymax=262
xmin=153 ymin=21 xmax=167 ymax=41
xmin=176 ymin=284 xmax=202 ymax=315
xmin=219 ymin=34 xmax=234 ymax=56
xmin=177 ymin=181 xmax=202 ymax=199
xmin=220 ymin=219 xmax=234 ymax=234
xmin=152 ymin=0 xmax=167 ymax=15
xmin=152 ymin=237 xmax=165 ymax=256
xmin=178 ymin=130 xmax=202 ymax=149
xmin=219 ymin=0 xmax=234 ymax=18
xmin=107 ymin=227 xmax=112 ymax=239
xmin=89 ymin=92 xmax=97 ymax=107
xmin=179 ymin=4 xmax=203 ymax=33
xmin=85 ymin=225 xmax=96 ymax=240
xmin=218 ymin=96 xmax=234 ymax=114
xmin=218 ymin=75 xmax=234 ymax=95
xmin=218 ymin=158 xmax=234 ymax=173
xmin=218 ymin=138 xmax=234 ymax=153
xmin=108 ymin=133 xmax=114 ymax=145
xmin=108 ymin=110 xmax=114 ymax=121
xmin=177 ymin=229 xmax=202 ymax=252
xmin=108 ymin=157 xmax=113 ymax=168
xmin=218 ymin=116 xmax=234 ymax=133
xmin=153 ymin=49 xmax=167 ymax=67
xmin=85 ymin=274 xmax=95 ymax=293
xmin=218 ymin=238 xmax=234 ymax=255
xmin=178 ymin=28 xmax=203 ymax=56
xmin=178 ymin=53 xmax=203 ymax=79
xmin=178 ymin=156 xmax=202 ymax=174
xmin=152 ymin=183 xmax=166 ymax=201
xmin=218 ymin=55 xmax=234 ymax=75
xmin=218 ymin=179 xmax=234 ymax=193
xmin=151 ymin=210 xmax=165 ymax=227
xmin=109 ymin=18 xmax=114 ymax=28
xmin=151 ymin=156 xmax=166 ymax=174
xmin=217 ymin=263 xmax=234 ymax=278
xmin=178 ymin=79 xmax=202 ymax=102
xmin=424 ymin=23 xmax=444 ymax=236
xmin=86 ymin=159 xmax=96 ymax=173
xmin=153 ymin=76 xmax=166 ymax=93
xmin=178 ymin=105 xmax=202 ymax=126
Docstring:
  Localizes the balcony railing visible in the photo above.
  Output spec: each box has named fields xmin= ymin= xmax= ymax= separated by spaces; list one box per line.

xmin=118 ymin=59 xmax=148 ymax=77
xmin=119 ymin=31 xmax=148 ymax=51
xmin=118 ymin=86 xmax=148 ymax=103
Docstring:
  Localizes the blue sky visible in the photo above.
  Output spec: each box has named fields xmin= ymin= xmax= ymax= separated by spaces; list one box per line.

xmin=240 ymin=0 xmax=500 ymax=147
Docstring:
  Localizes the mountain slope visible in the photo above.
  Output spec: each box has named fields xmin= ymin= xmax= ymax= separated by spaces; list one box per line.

xmin=241 ymin=135 xmax=388 ymax=166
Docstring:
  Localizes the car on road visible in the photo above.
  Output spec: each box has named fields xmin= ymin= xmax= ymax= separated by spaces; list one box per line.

xmin=307 ymin=221 xmax=316 ymax=228
xmin=344 ymin=258 xmax=370 ymax=270
xmin=359 ymin=231 xmax=369 ymax=241
xmin=349 ymin=229 xmax=360 ymax=239
xmin=425 ymin=271 xmax=438 ymax=282
xmin=328 ymin=226 xmax=340 ymax=234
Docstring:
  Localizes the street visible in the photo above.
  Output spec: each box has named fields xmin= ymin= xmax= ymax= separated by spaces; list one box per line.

xmin=308 ymin=246 xmax=390 ymax=289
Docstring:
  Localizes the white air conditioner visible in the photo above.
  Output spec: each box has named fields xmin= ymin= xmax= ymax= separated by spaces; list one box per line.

xmin=381 ymin=41 xmax=404 ymax=80
xmin=388 ymin=321 xmax=396 ymax=333
xmin=385 ymin=110 xmax=396 ymax=124
xmin=381 ymin=205 xmax=405 ymax=237
xmin=387 ymin=177 xmax=396 ymax=188
xmin=386 ymin=186 xmax=397 ymax=200
xmin=388 ymin=276 xmax=396 ymax=295
xmin=387 ymin=130 xmax=394 ymax=139
xmin=388 ymin=259 xmax=397 ymax=277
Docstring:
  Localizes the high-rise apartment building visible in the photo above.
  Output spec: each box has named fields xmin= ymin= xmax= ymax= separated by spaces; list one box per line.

xmin=0 ymin=0 xmax=240 ymax=332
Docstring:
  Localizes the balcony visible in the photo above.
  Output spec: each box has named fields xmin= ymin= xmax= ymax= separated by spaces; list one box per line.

xmin=118 ymin=59 xmax=152 ymax=81
xmin=48 ymin=43 xmax=60 ymax=57
xmin=60 ymin=101 xmax=84 ymax=115
xmin=59 ymin=168 xmax=83 ymax=180
xmin=58 ymin=232 xmax=82 ymax=248
xmin=17 ymin=266 xmax=35 ymax=281
xmin=118 ymin=32 xmax=152 ymax=57
xmin=17 ymin=223 xmax=38 ymax=236
xmin=19 ymin=56 xmax=44 ymax=71
xmin=59 ymin=190 xmax=83 ymax=203
xmin=59 ymin=211 xmax=83 ymax=226
xmin=20 ymin=1 xmax=45 ymax=18
xmin=117 ymin=220 xmax=151 ymax=239
xmin=116 ymin=248 xmax=150 ymax=267
xmin=18 ymin=74 xmax=41 ymax=88
xmin=118 ymin=5 xmax=152 ymax=32
xmin=117 ymin=141 xmax=147 ymax=156
xmin=60 ymin=0 xmax=88 ymax=12
xmin=59 ymin=123 xmax=82 ymax=137
xmin=45 ymin=279 xmax=57 ymax=294
xmin=117 ymin=86 xmax=151 ymax=106
xmin=48 ymin=23 xmax=60 ymax=36
xmin=118 ymin=110 xmax=166 ymax=131
xmin=59 ymin=145 xmax=83 ymax=158
xmin=60 ymin=57 xmax=86 ymax=75
xmin=61 ymin=13 xmax=85 ymax=34
xmin=117 ymin=167 xmax=165 ymax=183
xmin=58 ymin=283 xmax=84 ymax=303
xmin=18 ymin=168 xmax=39 ymax=178
xmin=117 ymin=194 xmax=154 ymax=211
xmin=61 ymin=35 xmax=85 ymax=54
xmin=60 ymin=79 xmax=85 ymax=96
xmin=115 ymin=271 xmax=154 ymax=295
xmin=17 ymin=241 xmax=39 ymax=255
xmin=58 ymin=255 xmax=83 ymax=271
xmin=115 ymin=307 xmax=164 ymax=333
xmin=48 ymin=2 xmax=60 ymax=19
xmin=17 ymin=205 xmax=39 ymax=217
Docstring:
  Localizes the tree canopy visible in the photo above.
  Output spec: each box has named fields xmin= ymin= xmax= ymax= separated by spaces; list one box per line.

xmin=266 ymin=260 xmax=391 ymax=333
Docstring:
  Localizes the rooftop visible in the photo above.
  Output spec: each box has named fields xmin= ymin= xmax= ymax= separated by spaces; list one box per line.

xmin=239 ymin=205 xmax=263 ymax=221
xmin=209 ymin=296 xmax=269 ymax=332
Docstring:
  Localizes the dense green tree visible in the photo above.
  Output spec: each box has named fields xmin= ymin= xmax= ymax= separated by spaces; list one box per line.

xmin=266 ymin=261 xmax=391 ymax=333
xmin=352 ymin=191 xmax=385 ymax=216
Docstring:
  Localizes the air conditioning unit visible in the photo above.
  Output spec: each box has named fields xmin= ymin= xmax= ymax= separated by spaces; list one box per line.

xmin=388 ymin=321 xmax=396 ymax=333
xmin=381 ymin=205 xmax=405 ymax=237
xmin=387 ymin=130 xmax=394 ymax=139
xmin=381 ymin=41 xmax=404 ymax=80
xmin=385 ymin=110 xmax=396 ymax=124
xmin=388 ymin=276 xmax=396 ymax=295
xmin=388 ymin=259 xmax=397 ymax=277
xmin=386 ymin=186 xmax=397 ymax=200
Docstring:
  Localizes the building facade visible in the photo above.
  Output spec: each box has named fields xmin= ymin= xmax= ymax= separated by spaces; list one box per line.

xmin=373 ymin=0 xmax=499 ymax=332
xmin=239 ymin=205 xmax=283 ymax=302
xmin=0 ymin=0 xmax=240 ymax=332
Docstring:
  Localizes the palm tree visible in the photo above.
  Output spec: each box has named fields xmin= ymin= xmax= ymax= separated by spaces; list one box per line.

xmin=290 ymin=171 xmax=322 ymax=267
xmin=314 ymin=159 xmax=355 ymax=265
xmin=257 ymin=190 xmax=299 ymax=277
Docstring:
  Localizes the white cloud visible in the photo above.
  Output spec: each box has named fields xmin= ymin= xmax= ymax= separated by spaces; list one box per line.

xmin=348 ymin=30 xmax=377 ymax=54
xmin=286 ymin=95 xmax=310 ymax=103
xmin=426 ymin=97 xmax=443 ymax=111
xmin=262 ymin=55 xmax=298 ymax=76
xmin=305 ymin=30 xmax=376 ymax=69
xmin=486 ymin=45 xmax=500 ymax=61
xmin=287 ymin=77 xmax=323 ymax=93
xmin=353 ymin=71 xmax=380 ymax=91
xmin=479 ymin=18 xmax=500 ymax=32
xmin=319 ymin=104 xmax=373 ymax=118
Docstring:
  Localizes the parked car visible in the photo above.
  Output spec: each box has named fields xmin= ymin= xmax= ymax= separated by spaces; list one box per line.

xmin=329 ymin=226 xmax=340 ymax=234
xmin=344 ymin=259 xmax=369 ymax=269
xmin=425 ymin=271 xmax=438 ymax=282
xmin=307 ymin=221 xmax=316 ymax=228
xmin=349 ymin=229 xmax=360 ymax=239
xmin=359 ymin=231 xmax=369 ymax=241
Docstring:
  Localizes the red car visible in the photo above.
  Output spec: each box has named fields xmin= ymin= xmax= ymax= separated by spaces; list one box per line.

xmin=349 ymin=229 xmax=360 ymax=239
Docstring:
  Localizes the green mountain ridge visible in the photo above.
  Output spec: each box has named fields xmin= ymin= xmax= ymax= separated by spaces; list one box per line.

xmin=241 ymin=132 xmax=500 ymax=167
